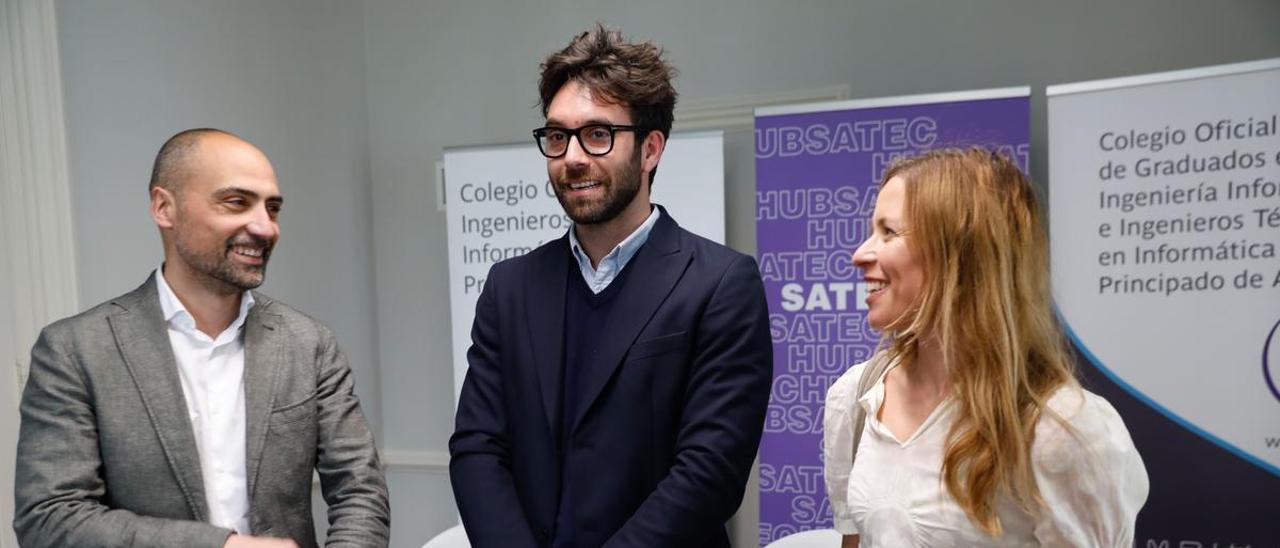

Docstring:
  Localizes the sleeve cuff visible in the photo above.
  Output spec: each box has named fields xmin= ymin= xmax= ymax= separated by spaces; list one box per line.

xmin=833 ymin=513 xmax=858 ymax=535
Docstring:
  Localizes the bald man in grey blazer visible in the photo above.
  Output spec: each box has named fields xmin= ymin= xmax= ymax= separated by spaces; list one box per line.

xmin=14 ymin=129 xmax=389 ymax=548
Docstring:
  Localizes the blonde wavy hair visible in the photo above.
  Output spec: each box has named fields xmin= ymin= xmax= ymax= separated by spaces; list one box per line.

xmin=880 ymin=148 xmax=1078 ymax=536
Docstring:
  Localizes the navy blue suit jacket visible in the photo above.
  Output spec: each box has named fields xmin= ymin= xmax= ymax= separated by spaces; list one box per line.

xmin=449 ymin=208 xmax=773 ymax=548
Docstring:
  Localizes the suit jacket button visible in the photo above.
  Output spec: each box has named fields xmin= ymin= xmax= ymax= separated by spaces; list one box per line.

xmin=536 ymin=528 xmax=551 ymax=541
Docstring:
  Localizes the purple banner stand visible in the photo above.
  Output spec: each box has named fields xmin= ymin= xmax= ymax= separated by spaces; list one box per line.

xmin=754 ymin=88 xmax=1030 ymax=546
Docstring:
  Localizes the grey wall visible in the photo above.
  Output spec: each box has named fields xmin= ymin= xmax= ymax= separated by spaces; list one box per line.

xmin=56 ymin=0 xmax=382 ymax=437
xmin=48 ymin=0 xmax=1280 ymax=546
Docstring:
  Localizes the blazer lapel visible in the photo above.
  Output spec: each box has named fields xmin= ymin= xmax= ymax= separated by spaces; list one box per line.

xmin=242 ymin=296 xmax=285 ymax=498
xmin=108 ymin=275 xmax=210 ymax=521
xmin=570 ymin=211 xmax=691 ymax=433
xmin=526 ymin=237 xmax=569 ymax=438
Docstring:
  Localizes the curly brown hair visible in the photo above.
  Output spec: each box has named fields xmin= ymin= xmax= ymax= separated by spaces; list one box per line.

xmin=538 ymin=24 xmax=678 ymax=142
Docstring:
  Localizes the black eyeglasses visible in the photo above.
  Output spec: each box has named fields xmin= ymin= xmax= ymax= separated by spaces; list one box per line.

xmin=532 ymin=124 xmax=646 ymax=158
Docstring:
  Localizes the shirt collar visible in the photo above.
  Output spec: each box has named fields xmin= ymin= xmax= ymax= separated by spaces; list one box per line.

xmin=568 ymin=205 xmax=661 ymax=275
xmin=857 ymin=358 xmax=956 ymax=444
xmin=155 ymin=265 xmax=256 ymax=338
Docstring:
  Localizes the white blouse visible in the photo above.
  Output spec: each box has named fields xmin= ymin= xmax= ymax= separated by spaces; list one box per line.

xmin=823 ymin=359 xmax=1149 ymax=547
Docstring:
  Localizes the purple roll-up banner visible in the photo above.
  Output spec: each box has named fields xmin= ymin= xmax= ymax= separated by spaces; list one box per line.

xmin=753 ymin=88 xmax=1030 ymax=546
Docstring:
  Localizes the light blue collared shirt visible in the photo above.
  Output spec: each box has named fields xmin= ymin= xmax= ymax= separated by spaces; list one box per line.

xmin=568 ymin=206 xmax=661 ymax=294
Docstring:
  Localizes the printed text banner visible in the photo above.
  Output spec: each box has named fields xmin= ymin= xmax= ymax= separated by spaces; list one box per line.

xmin=1048 ymin=58 xmax=1280 ymax=546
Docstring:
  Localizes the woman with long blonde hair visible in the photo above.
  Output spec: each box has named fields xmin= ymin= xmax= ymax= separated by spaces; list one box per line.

xmin=823 ymin=149 xmax=1148 ymax=547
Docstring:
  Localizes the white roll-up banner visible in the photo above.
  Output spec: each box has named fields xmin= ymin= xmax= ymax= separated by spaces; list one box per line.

xmin=1048 ymin=58 xmax=1279 ymax=546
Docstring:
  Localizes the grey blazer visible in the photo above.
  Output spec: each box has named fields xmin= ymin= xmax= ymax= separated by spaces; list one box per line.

xmin=14 ymin=275 xmax=390 ymax=548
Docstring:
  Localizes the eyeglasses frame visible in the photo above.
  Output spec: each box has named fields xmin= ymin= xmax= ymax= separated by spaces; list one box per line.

xmin=531 ymin=124 xmax=648 ymax=158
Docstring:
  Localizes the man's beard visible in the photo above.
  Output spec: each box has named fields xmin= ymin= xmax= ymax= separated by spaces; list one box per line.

xmin=552 ymin=147 xmax=643 ymax=225
xmin=173 ymin=232 xmax=273 ymax=293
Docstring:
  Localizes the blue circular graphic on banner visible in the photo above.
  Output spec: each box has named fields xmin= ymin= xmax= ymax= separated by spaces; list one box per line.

xmin=1266 ymin=317 xmax=1280 ymax=404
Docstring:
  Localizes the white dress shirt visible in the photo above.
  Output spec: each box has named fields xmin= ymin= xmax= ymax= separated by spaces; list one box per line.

xmin=824 ymin=359 xmax=1149 ymax=547
xmin=568 ymin=206 xmax=660 ymax=293
xmin=156 ymin=268 xmax=253 ymax=534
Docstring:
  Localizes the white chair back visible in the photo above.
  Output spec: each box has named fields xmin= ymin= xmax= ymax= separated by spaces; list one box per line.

xmin=421 ymin=524 xmax=471 ymax=548
xmin=424 ymin=524 xmax=838 ymax=548
xmin=763 ymin=528 xmax=842 ymax=548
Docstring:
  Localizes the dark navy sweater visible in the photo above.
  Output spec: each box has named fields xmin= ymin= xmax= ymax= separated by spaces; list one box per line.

xmin=554 ymin=253 xmax=637 ymax=547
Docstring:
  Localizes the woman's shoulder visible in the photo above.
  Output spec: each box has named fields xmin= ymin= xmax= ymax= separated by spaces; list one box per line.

xmin=1040 ymin=384 xmax=1125 ymax=430
xmin=1033 ymin=384 xmax=1141 ymax=471
xmin=1030 ymin=386 xmax=1150 ymax=543
xmin=824 ymin=361 xmax=865 ymax=414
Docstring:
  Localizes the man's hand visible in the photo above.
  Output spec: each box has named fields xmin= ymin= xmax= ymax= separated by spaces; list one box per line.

xmin=223 ymin=534 xmax=300 ymax=548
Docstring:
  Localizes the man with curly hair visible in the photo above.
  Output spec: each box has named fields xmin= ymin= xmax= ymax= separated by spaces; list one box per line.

xmin=450 ymin=25 xmax=773 ymax=548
